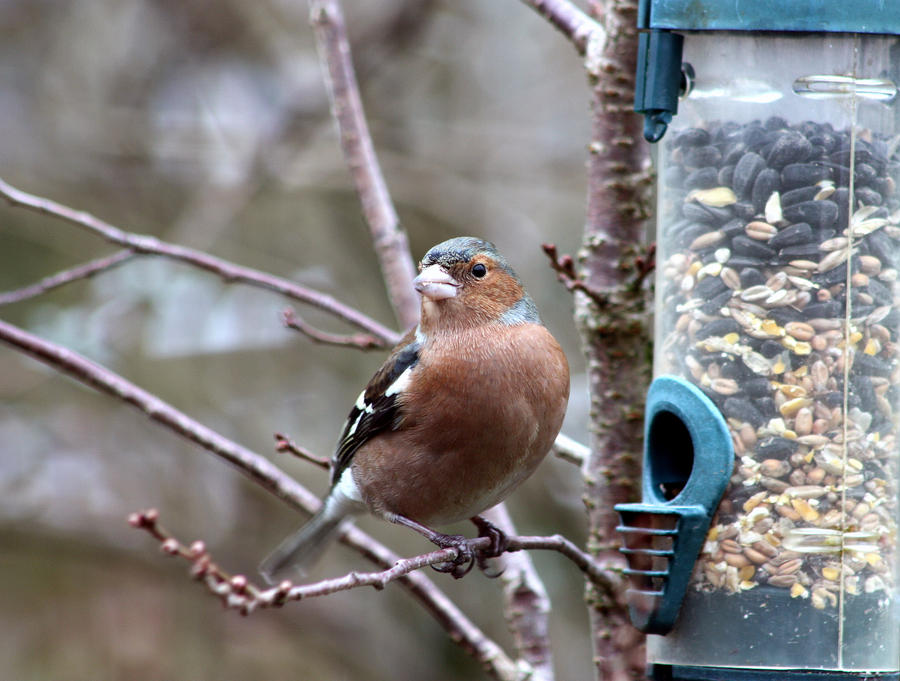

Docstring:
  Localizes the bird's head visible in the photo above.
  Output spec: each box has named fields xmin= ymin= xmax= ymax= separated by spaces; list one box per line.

xmin=414 ymin=237 xmax=539 ymax=330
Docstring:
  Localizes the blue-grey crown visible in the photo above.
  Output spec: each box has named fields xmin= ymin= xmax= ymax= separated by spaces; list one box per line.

xmin=421 ymin=236 xmax=541 ymax=325
xmin=421 ymin=237 xmax=514 ymax=276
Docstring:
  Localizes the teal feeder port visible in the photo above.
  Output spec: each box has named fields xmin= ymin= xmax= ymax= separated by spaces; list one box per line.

xmin=616 ymin=376 xmax=734 ymax=635
xmin=634 ymin=0 xmax=900 ymax=679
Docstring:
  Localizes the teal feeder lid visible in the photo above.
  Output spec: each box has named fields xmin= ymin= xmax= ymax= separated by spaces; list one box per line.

xmin=634 ymin=0 xmax=900 ymax=141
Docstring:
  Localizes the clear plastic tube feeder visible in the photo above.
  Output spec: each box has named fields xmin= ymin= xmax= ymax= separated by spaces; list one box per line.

xmin=624 ymin=1 xmax=900 ymax=679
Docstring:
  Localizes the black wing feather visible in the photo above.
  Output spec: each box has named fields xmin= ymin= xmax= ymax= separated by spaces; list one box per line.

xmin=330 ymin=339 xmax=420 ymax=485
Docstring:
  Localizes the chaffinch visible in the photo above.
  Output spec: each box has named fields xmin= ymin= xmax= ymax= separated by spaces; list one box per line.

xmin=260 ymin=236 xmax=570 ymax=582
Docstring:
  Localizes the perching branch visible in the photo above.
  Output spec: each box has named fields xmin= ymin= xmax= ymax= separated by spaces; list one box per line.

xmin=129 ymin=508 xmax=467 ymax=614
xmin=309 ymin=0 xmax=419 ymax=330
xmin=0 ymin=178 xmax=398 ymax=344
xmin=130 ymin=508 xmax=613 ymax=616
xmin=518 ymin=0 xmax=604 ymax=56
xmin=0 ymin=249 xmax=136 ymax=306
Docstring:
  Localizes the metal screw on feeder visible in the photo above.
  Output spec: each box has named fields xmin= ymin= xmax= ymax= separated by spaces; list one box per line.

xmin=624 ymin=1 xmax=900 ymax=680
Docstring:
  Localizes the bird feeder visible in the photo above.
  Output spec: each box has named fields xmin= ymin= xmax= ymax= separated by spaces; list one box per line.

xmin=619 ymin=1 xmax=900 ymax=679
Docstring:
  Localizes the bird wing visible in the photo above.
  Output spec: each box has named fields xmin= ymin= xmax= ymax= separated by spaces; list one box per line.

xmin=330 ymin=332 xmax=421 ymax=486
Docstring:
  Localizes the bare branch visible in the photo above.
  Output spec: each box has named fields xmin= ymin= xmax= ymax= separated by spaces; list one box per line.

xmin=131 ymin=507 xmax=615 ymax=616
xmin=129 ymin=508 xmax=467 ymax=613
xmin=309 ymin=0 xmax=419 ymax=330
xmin=0 ymin=317 xmax=520 ymax=681
xmin=0 ymin=249 xmax=136 ymax=306
xmin=273 ymin=432 xmax=331 ymax=470
xmin=0 ymin=178 xmax=400 ymax=344
xmin=551 ymin=433 xmax=590 ymax=467
xmin=281 ymin=307 xmax=389 ymax=350
xmin=518 ymin=0 xmax=602 ymax=56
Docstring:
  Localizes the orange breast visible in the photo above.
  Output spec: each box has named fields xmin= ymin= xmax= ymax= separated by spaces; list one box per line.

xmin=350 ymin=323 xmax=569 ymax=526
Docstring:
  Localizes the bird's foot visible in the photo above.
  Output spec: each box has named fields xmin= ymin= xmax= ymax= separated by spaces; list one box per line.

xmin=385 ymin=512 xmax=509 ymax=579
xmin=384 ymin=513 xmax=476 ymax=578
xmin=470 ymin=515 xmax=508 ymax=578
xmin=429 ymin=533 xmax=477 ymax=578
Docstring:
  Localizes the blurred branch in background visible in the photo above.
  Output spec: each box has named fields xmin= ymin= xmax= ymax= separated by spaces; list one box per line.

xmin=274 ymin=431 xmax=332 ymax=469
xmin=518 ymin=0 xmax=603 ymax=55
xmin=0 ymin=178 xmax=399 ymax=344
xmin=0 ymin=249 xmax=136 ymax=306
xmin=309 ymin=0 xmax=419 ymax=329
xmin=550 ymin=432 xmax=591 ymax=467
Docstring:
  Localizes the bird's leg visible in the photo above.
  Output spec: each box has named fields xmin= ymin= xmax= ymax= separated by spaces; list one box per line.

xmin=384 ymin=513 xmax=476 ymax=578
xmin=470 ymin=515 xmax=509 ymax=578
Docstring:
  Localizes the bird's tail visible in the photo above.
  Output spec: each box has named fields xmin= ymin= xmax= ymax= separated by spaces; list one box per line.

xmin=259 ymin=498 xmax=358 ymax=584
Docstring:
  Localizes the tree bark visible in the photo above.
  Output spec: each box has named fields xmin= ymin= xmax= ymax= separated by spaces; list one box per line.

xmin=581 ymin=1 xmax=653 ymax=679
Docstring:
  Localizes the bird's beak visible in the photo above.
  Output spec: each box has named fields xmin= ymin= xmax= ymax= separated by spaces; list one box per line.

xmin=414 ymin=264 xmax=460 ymax=301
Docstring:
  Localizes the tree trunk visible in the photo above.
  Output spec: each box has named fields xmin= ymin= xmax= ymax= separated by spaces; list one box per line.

xmin=581 ymin=1 xmax=653 ymax=679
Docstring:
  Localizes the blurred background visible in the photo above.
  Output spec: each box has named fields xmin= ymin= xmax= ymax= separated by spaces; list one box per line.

xmin=0 ymin=1 xmax=593 ymax=679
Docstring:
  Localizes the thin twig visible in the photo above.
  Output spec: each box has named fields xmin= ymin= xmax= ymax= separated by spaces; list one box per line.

xmin=0 ymin=178 xmax=400 ymax=344
xmin=518 ymin=0 xmax=602 ymax=56
xmin=274 ymin=432 xmax=331 ymax=470
xmin=0 ymin=250 xmax=136 ymax=306
xmin=0 ymin=317 xmax=518 ymax=681
xmin=541 ymin=242 xmax=609 ymax=306
xmin=282 ymin=307 xmax=389 ymax=351
xmin=309 ymin=0 xmax=419 ymax=329
xmin=551 ymin=433 xmax=590 ymax=467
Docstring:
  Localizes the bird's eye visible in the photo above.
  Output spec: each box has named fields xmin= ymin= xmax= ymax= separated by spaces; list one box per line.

xmin=472 ymin=263 xmax=487 ymax=278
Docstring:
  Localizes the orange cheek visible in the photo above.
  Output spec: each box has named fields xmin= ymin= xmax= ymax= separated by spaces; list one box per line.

xmin=461 ymin=272 xmax=523 ymax=314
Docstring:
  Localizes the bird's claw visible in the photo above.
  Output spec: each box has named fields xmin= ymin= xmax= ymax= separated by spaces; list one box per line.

xmin=430 ymin=534 xmax=477 ymax=578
